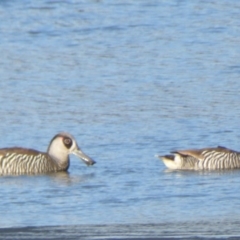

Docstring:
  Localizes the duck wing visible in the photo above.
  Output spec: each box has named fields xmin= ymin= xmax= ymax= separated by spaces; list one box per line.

xmin=172 ymin=146 xmax=239 ymax=160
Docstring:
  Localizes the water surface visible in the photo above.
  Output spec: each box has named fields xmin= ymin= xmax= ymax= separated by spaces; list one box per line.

xmin=0 ymin=0 xmax=240 ymax=238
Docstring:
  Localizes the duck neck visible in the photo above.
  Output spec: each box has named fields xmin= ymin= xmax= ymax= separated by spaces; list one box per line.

xmin=48 ymin=148 xmax=70 ymax=171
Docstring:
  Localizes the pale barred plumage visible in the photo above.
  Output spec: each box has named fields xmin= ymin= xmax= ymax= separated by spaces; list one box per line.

xmin=157 ymin=146 xmax=240 ymax=170
xmin=0 ymin=132 xmax=95 ymax=175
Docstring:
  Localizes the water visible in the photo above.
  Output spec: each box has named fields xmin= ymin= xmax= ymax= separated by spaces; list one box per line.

xmin=0 ymin=0 xmax=240 ymax=238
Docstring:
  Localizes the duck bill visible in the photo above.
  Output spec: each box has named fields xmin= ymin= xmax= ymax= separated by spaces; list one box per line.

xmin=73 ymin=149 xmax=96 ymax=166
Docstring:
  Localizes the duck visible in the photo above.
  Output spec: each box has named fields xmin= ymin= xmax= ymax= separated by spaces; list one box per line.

xmin=0 ymin=132 xmax=95 ymax=174
xmin=157 ymin=146 xmax=240 ymax=170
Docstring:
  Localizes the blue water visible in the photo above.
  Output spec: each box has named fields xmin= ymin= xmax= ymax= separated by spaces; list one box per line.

xmin=0 ymin=0 xmax=240 ymax=237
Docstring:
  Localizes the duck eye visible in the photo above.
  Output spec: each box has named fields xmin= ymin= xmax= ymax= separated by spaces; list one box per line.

xmin=63 ymin=137 xmax=72 ymax=149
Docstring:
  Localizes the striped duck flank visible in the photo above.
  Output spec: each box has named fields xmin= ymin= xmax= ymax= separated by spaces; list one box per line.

xmin=0 ymin=132 xmax=95 ymax=175
xmin=157 ymin=146 xmax=240 ymax=170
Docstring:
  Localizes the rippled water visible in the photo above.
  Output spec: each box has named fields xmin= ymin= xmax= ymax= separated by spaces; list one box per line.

xmin=1 ymin=0 xmax=240 ymax=238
